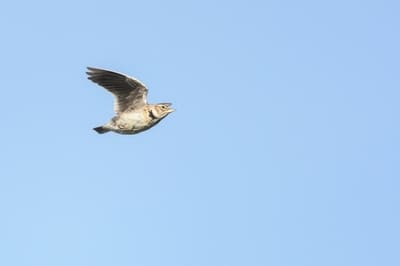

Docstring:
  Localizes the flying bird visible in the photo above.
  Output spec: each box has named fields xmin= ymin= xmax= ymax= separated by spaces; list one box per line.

xmin=86 ymin=67 xmax=174 ymax=135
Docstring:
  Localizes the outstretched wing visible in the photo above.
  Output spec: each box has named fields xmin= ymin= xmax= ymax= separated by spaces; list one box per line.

xmin=86 ymin=67 xmax=148 ymax=113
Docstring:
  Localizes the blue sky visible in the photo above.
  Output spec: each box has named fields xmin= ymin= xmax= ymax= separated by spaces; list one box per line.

xmin=0 ymin=0 xmax=399 ymax=265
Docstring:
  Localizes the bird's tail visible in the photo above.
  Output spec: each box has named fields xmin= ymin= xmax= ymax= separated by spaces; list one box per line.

xmin=93 ymin=126 xmax=110 ymax=134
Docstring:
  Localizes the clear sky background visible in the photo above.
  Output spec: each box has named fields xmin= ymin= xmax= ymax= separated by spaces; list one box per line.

xmin=0 ymin=1 xmax=399 ymax=265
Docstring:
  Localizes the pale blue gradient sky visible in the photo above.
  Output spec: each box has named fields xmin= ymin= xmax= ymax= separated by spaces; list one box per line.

xmin=0 ymin=1 xmax=399 ymax=265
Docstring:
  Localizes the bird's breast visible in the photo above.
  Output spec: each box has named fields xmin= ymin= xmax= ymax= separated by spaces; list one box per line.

xmin=118 ymin=111 xmax=151 ymax=130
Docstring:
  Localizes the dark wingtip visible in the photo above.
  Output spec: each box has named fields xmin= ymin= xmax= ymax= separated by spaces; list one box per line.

xmin=87 ymin=67 xmax=97 ymax=72
xmin=86 ymin=66 xmax=102 ymax=73
xmin=86 ymin=67 xmax=100 ymax=78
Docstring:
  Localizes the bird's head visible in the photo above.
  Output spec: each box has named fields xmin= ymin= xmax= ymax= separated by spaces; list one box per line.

xmin=151 ymin=103 xmax=175 ymax=119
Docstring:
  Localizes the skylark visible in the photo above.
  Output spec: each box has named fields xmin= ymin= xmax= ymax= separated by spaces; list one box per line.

xmin=86 ymin=67 xmax=174 ymax=135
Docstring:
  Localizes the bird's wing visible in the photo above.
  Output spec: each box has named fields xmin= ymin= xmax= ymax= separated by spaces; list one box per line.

xmin=86 ymin=67 xmax=148 ymax=114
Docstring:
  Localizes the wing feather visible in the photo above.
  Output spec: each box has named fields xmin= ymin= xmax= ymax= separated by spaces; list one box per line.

xmin=86 ymin=67 xmax=148 ymax=113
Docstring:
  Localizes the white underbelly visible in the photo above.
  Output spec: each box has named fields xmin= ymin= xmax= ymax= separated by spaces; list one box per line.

xmin=119 ymin=112 xmax=148 ymax=129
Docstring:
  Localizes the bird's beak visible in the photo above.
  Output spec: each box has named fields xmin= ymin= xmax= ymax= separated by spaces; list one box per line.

xmin=164 ymin=103 xmax=174 ymax=113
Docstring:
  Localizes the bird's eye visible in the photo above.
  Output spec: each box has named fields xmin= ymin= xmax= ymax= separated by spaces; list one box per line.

xmin=161 ymin=105 xmax=166 ymax=109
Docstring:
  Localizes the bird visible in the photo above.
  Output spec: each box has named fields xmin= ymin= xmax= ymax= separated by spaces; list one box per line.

xmin=86 ymin=67 xmax=174 ymax=135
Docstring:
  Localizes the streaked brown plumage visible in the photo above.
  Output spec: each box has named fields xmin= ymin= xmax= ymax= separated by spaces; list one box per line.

xmin=86 ymin=67 xmax=174 ymax=135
